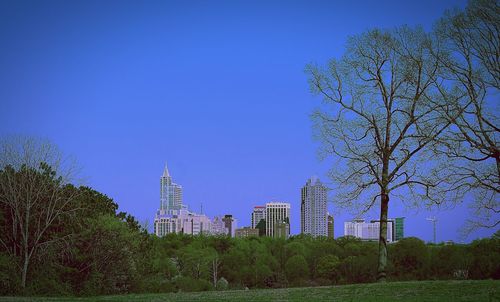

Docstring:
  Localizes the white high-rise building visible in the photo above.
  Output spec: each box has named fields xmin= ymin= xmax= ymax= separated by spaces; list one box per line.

xmin=251 ymin=206 xmax=266 ymax=228
xmin=344 ymin=219 xmax=394 ymax=242
xmin=159 ymin=163 xmax=182 ymax=215
xmin=301 ymin=177 xmax=328 ymax=237
xmin=266 ymin=202 xmax=290 ymax=238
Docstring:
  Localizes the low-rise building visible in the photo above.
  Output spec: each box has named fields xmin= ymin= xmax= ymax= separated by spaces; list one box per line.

xmin=154 ymin=207 xmax=211 ymax=236
xmin=210 ymin=216 xmax=228 ymax=235
xmin=235 ymin=227 xmax=259 ymax=238
xmin=344 ymin=219 xmax=394 ymax=242
xmin=274 ymin=221 xmax=290 ymax=239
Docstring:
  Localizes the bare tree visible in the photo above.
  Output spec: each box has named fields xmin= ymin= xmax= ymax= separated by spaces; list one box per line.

xmin=210 ymin=252 xmax=221 ymax=288
xmin=306 ymin=27 xmax=462 ymax=281
xmin=0 ymin=136 xmax=80 ymax=289
xmin=434 ymin=0 xmax=499 ymax=231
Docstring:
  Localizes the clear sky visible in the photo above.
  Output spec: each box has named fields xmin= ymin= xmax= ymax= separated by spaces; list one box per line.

xmin=1 ymin=0 xmax=495 ymax=242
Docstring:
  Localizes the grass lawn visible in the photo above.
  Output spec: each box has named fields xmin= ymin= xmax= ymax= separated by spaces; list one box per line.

xmin=1 ymin=280 xmax=499 ymax=302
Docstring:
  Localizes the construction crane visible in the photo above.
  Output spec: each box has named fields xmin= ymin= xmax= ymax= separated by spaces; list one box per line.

xmin=426 ymin=217 xmax=437 ymax=244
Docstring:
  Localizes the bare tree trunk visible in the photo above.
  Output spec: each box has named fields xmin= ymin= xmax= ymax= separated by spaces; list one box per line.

xmin=12 ymin=210 xmax=17 ymax=257
xmin=377 ymin=190 xmax=389 ymax=282
xmin=211 ymin=255 xmax=220 ymax=288
xmin=21 ymin=248 xmax=29 ymax=288
xmin=21 ymin=199 xmax=30 ymax=289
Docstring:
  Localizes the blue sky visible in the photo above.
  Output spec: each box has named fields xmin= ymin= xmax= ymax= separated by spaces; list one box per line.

xmin=1 ymin=0 xmax=495 ymax=242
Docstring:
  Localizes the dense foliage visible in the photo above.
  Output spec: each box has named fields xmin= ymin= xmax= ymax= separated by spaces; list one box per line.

xmin=0 ymin=164 xmax=499 ymax=296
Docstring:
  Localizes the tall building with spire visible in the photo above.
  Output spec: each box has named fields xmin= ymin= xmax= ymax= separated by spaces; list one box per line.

xmin=155 ymin=163 xmax=191 ymax=237
xmin=301 ymin=177 xmax=328 ymax=237
xmin=159 ymin=163 xmax=183 ymax=215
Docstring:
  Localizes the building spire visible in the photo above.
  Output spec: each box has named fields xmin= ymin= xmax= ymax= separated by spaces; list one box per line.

xmin=163 ymin=162 xmax=170 ymax=178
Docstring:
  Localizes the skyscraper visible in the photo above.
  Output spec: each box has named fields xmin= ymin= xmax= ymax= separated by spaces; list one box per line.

xmin=251 ymin=206 xmax=266 ymax=228
xmin=159 ymin=163 xmax=182 ymax=214
xmin=266 ymin=202 xmax=290 ymax=238
xmin=155 ymin=163 xmax=185 ymax=237
xmin=301 ymin=177 xmax=328 ymax=237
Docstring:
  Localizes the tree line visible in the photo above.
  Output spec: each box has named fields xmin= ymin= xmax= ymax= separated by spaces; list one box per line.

xmin=0 ymin=139 xmax=498 ymax=296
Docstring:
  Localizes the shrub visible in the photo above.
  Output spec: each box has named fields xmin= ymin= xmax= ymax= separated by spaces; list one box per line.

xmin=174 ymin=276 xmax=213 ymax=292
xmin=216 ymin=277 xmax=229 ymax=290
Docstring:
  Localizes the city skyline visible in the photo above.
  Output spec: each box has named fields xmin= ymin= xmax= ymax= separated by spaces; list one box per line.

xmin=1 ymin=0 xmax=495 ymax=243
xmin=150 ymin=163 xmax=487 ymax=243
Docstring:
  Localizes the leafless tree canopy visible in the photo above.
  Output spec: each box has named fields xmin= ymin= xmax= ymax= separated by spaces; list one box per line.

xmin=308 ymin=27 xmax=459 ymax=209
xmin=434 ymin=0 xmax=499 ymax=230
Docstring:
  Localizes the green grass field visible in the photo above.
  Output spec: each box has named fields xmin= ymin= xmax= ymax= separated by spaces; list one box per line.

xmin=2 ymin=280 xmax=499 ymax=302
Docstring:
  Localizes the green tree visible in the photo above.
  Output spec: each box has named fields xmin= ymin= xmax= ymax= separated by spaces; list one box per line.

xmin=305 ymin=238 xmax=340 ymax=279
xmin=285 ymin=254 xmax=309 ymax=284
xmin=468 ymin=237 xmax=500 ymax=279
xmin=178 ymin=243 xmax=215 ymax=281
xmin=256 ymin=219 xmax=266 ymax=237
xmin=137 ymin=235 xmax=178 ymax=293
xmin=390 ymin=237 xmax=429 ymax=280
xmin=430 ymin=244 xmax=470 ymax=279
xmin=316 ymin=255 xmax=340 ymax=282
xmin=78 ymin=215 xmax=142 ymax=295
xmin=221 ymin=238 xmax=276 ymax=288
xmin=76 ymin=186 xmax=118 ymax=218
xmin=338 ymin=240 xmax=378 ymax=283
xmin=222 ymin=241 xmax=248 ymax=285
xmin=263 ymin=237 xmax=287 ymax=286
xmin=0 ymin=252 xmax=19 ymax=294
xmin=285 ymin=241 xmax=307 ymax=258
